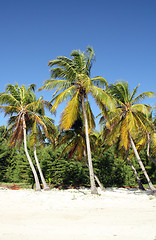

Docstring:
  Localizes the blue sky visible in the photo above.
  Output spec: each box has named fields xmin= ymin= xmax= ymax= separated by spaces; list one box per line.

xmin=0 ymin=0 xmax=156 ymax=127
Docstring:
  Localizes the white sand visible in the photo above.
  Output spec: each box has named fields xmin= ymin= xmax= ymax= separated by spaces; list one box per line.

xmin=0 ymin=187 xmax=156 ymax=240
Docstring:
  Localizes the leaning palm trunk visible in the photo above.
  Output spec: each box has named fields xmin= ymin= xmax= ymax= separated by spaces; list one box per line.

xmin=84 ymin=150 xmax=105 ymax=191
xmin=34 ymin=144 xmax=50 ymax=190
xmin=130 ymin=135 xmax=156 ymax=192
xmin=82 ymin=94 xmax=98 ymax=194
xmin=126 ymin=153 xmax=145 ymax=190
xmin=94 ymin=175 xmax=105 ymax=191
xmin=23 ymin=116 xmax=41 ymax=191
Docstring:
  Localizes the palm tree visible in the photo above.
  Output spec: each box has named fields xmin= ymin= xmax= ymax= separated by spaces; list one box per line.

xmin=28 ymin=96 xmax=55 ymax=190
xmin=129 ymin=111 xmax=156 ymax=165
xmin=39 ymin=47 xmax=115 ymax=194
xmin=105 ymin=81 xmax=155 ymax=191
xmin=58 ymin=117 xmax=105 ymax=190
xmin=0 ymin=83 xmax=41 ymax=191
xmin=99 ymin=118 xmax=145 ymax=190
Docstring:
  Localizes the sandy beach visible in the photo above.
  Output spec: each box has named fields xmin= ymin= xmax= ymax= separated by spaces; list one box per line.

xmin=0 ymin=187 xmax=156 ymax=240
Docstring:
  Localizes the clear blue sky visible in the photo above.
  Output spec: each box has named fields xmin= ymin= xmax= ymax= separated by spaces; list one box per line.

xmin=0 ymin=0 xmax=156 ymax=127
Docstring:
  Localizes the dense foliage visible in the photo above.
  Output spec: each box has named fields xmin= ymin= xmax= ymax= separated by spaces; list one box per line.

xmin=0 ymin=126 xmax=155 ymax=188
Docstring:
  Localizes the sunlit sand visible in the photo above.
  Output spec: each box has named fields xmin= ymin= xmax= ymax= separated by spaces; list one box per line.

xmin=0 ymin=187 xmax=156 ymax=240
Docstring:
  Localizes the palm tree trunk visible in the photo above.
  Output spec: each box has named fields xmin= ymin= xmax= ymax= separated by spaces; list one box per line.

xmin=84 ymin=150 xmax=105 ymax=191
xmin=82 ymin=94 xmax=98 ymax=194
xmin=23 ymin=115 xmax=41 ymax=191
xmin=126 ymin=153 xmax=145 ymax=190
xmin=130 ymin=135 xmax=156 ymax=192
xmin=34 ymin=144 xmax=50 ymax=190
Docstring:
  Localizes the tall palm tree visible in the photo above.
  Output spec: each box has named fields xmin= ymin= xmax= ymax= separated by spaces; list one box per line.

xmin=128 ymin=111 xmax=156 ymax=165
xmin=39 ymin=47 xmax=115 ymax=194
xmin=28 ymin=96 xmax=55 ymax=190
xmin=0 ymin=83 xmax=41 ymax=191
xmin=105 ymin=81 xmax=155 ymax=191
xmin=58 ymin=117 xmax=105 ymax=190
xmin=99 ymin=116 xmax=145 ymax=190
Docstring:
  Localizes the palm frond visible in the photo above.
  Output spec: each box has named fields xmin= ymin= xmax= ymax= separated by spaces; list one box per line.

xmin=29 ymin=121 xmax=37 ymax=147
xmin=131 ymin=103 xmax=151 ymax=116
xmin=0 ymin=105 xmax=18 ymax=116
xmin=71 ymin=50 xmax=86 ymax=74
xmin=59 ymin=91 xmax=80 ymax=130
xmin=108 ymin=81 xmax=130 ymax=104
xmin=91 ymin=85 xmax=116 ymax=111
xmin=85 ymin=47 xmax=95 ymax=76
xmin=136 ymin=137 xmax=147 ymax=151
xmin=132 ymin=91 xmax=155 ymax=104
xmin=132 ymin=112 xmax=148 ymax=137
xmin=38 ymin=79 xmax=72 ymax=92
xmin=0 ymin=92 xmax=20 ymax=106
xmin=51 ymin=85 xmax=76 ymax=112
xmin=58 ymin=131 xmax=75 ymax=145
xmin=85 ymin=100 xmax=95 ymax=131
xmin=151 ymin=133 xmax=156 ymax=155
xmin=8 ymin=115 xmax=23 ymax=147
xmin=35 ymin=115 xmax=48 ymax=135
xmin=135 ymin=111 xmax=154 ymax=133
xmin=27 ymin=84 xmax=36 ymax=92
xmin=109 ymin=112 xmax=122 ymax=128
xmin=91 ymin=76 xmax=108 ymax=88
xmin=104 ymin=121 xmax=121 ymax=146
xmin=48 ymin=56 xmax=73 ymax=67
xmin=129 ymin=84 xmax=139 ymax=102
xmin=58 ymin=135 xmax=83 ymax=160
xmin=48 ymin=57 xmax=77 ymax=80
xmin=126 ymin=111 xmax=138 ymax=134
xmin=5 ymin=84 xmax=21 ymax=100
xmin=120 ymin=117 xmax=129 ymax=150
